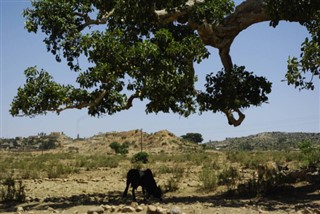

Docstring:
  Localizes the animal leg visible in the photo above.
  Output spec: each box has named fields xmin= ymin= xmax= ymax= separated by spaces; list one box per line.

xmin=122 ymin=183 xmax=130 ymax=198
xmin=132 ymin=187 xmax=137 ymax=201
xmin=142 ymin=187 xmax=146 ymax=201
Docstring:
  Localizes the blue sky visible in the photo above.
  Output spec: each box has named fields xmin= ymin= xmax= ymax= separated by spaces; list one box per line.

xmin=0 ymin=0 xmax=319 ymax=141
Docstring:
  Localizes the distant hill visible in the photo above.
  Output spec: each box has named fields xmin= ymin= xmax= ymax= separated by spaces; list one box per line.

xmin=60 ymin=129 xmax=199 ymax=154
xmin=2 ymin=130 xmax=319 ymax=153
xmin=0 ymin=130 xmax=200 ymax=154
xmin=206 ymin=132 xmax=320 ymax=151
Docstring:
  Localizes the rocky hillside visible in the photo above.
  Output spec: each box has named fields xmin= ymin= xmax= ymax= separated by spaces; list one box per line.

xmin=207 ymin=132 xmax=320 ymax=151
xmin=60 ymin=129 xmax=199 ymax=154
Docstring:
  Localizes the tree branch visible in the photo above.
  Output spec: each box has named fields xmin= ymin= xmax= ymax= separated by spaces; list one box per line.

xmin=76 ymin=9 xmax=114 ymax=30
xmin=123 ymin=92 xmax=141 ymax=110
xmin=55 ymin=90 xmax=141 ymax=114
xmin=155 ymin=0 xmax=205 ymax=23
xmin=56 ymin=90 xmax=108 ymax=114
xmin=222 ymin=108 xmax=245 ymax=127
xmin=195 ymin=0 xmax=269 ymax=48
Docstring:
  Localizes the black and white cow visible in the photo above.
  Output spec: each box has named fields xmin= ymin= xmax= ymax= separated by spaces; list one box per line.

xmin=122 ymin=169 xmax=162 ymax=201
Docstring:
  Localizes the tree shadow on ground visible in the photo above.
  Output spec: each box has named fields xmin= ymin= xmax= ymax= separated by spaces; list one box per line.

xmin=0 ymin=191 xmax=124 ymax=212
xmin=0 ymin=181 xmax=319 ymax=212
xmin=164 ymin=181 xmax=320 ymax=212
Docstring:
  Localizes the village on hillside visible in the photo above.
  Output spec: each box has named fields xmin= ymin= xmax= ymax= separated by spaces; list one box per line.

xmin=0 ymin=132 xmax=71 ymax=151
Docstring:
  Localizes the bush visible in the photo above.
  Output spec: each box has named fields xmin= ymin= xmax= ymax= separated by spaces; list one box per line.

xmin=164 ymin=177 xmax=179 ymax=192
xmin=109 ymin=141 xmax=129 ymax=155
xmin=218 ymin=166 xmax=240 ymax=189
xmin=163 ymin=164 xmax=185 ymax=192
xmin=0 ymin=176 xmax=26 ymax=202
xmin=75 ymin=155 xmax=121 ymax=169
xmin=199 ymin=167 xmax=218 ymax=191
xmin=131 ymin=152 xmax=149 ymax=164
xmin=298 ymin=140 xmax=320 ymax=168
xmin=40 ymin=139 xmax=57 ymax=150
xmin=47 ymin=162 xmax=76 ymax=178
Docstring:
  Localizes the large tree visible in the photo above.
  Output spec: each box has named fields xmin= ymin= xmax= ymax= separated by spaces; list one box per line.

xmin=10 ymin=0 xmax=319 ymax=126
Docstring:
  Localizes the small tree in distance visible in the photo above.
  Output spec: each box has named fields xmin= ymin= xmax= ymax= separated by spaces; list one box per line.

xmin=181 ymin=133 xmax=203 ymax=144
xmin=109 ymin=141 xmax=129 ymax=155
xmin=131 ymin=152 xmax=149 ymax=164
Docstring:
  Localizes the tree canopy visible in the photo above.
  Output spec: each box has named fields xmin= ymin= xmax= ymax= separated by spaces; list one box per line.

xmin=10 ymin=0 xmax=319 ymax=126
xmin=181 ymin=133 xmax=204 ymax=144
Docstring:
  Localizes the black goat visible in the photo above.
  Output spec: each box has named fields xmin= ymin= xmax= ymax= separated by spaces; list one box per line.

xmin=122 ymin=169 xmax=162 ymax=201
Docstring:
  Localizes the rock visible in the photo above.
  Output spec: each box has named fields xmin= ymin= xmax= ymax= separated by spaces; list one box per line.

xmin=110 ymin=206 xmax=116 ymax=212
xmin=170 ymin=206 xmax=182 ymax=214
xmin=87 ymin=206 xmax=104 ymax=214
xmin=146 ymin=205 xmax=170 ymax=214
xmin=311 ymin=208 xmax=320 ymax=214
xmin=16 ymin=207 xmax=24 ymax=213
xmin=187 ymin=181 xmax=198 ymax=187
xmin=136 ymin=206 xmax=144 ymax=212
xmin=25 ymin=196 xmax=32 ymax=202
xmin=101 ymin=205 xmax=111 ymax=211
xmin=33 ymin=197 xmax=41 ymax=202
xmin=77 ymin=179 xmax=89 ymax=184
xmin=121 ymin=206 xmax=136 ymax=213
xmin=130 ymin=202 xmax=139 ymax=208
xmin=147 ymin=205 xmax=157 ymax=214
xmin=156 ymin=207 xmax=167 ymax=214
xmin=299 ymin=208 xmax=320 ymax=214
xmin=297 ymin=210 xmax=312 ymax=214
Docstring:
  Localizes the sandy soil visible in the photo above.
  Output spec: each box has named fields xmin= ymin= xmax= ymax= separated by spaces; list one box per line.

xmin=1 ymin=164 xmax=319 ymax=214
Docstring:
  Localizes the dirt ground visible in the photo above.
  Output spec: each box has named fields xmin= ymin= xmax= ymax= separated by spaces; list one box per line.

xmin=1 ymin=164 xmax=319 ymax=214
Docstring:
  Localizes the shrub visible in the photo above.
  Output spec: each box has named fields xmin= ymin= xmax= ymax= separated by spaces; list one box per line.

xmin=236 ymin=174 xmax=286 ymax=197
xmin=298 ymin=140 xmax=320 ymax=168
xmin=164 ymin=177 xmax=179 ymax=192
xmin=0 ymin=176 xmax=26 ymax=202
xmin=202 ymin=160 xmax=221 ymax=171
xmin=47 ymin=162 xmax=75 ymax=178
xmin=75 ymin=154 xmax=121 ymax=169
xmin=40 ymin=139 xmax=57 ymax=150
xmin=218 ymin=166 xmax=240 ymax=189
xmin=109 ymin=141 xmax=129 ymax=155
xmin=131 ymin=152 xmax=149 ymax=164
xmin=20 ymin=169 xmax=40 ymax=179
xmin=236 ymin=177 xmax=259 ymax=198
xmin=157 ymin=165 xmax=173 ymax=174
xmin=163 ymin=164 xmax=185 ymax=192
xmin=199 ymin=167 xmax=218 ymax=191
